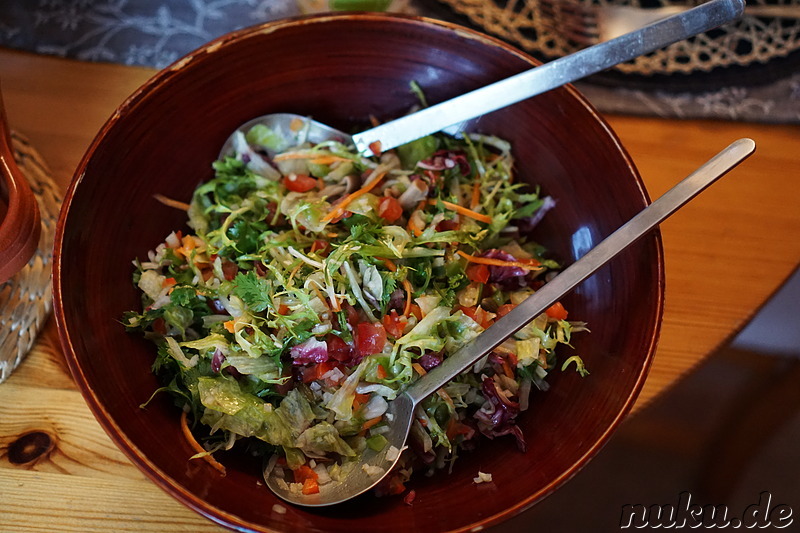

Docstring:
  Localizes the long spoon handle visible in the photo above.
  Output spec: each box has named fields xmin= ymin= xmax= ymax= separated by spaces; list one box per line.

xmin=405 ymin=138 xmax=756 ymax=404
xmin=352 ymin=0 xmax=745 ymax=156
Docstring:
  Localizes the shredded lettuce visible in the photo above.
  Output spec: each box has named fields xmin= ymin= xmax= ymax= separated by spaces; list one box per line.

xmin=125 ymin=114 xmax=589 ymax=492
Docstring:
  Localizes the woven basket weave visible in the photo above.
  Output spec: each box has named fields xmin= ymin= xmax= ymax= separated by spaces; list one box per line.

xmin=436 ymin=0 xmax=800 ymax=75
xmin=0 ymin=132 xmax=61 ymax=383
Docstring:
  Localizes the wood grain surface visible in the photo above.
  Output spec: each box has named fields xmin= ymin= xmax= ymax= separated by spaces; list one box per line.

xmin=0 ymin=47 xmax=798 ymax=532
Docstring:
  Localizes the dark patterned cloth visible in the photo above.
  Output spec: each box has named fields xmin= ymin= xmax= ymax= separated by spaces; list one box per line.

xmin=1 ymin=0 xmax=798 ymax=122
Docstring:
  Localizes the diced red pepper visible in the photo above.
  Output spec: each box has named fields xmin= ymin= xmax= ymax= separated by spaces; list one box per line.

xmin=294 ymin=464 xmax=317 ymax=482
xmin=310 ymin=239 xmax=330 ymax=256
xmin=458 ymin=305 xmax=495 ymax=329
xmin=377 ymin=196 xmax=403 ymax=223
xmin=545 ymin=301 xmax=568 ymax=320
xmin=496 ymin=303 xmax=516 ymax=318
xmin=152 ymin=317 xmax=167 ymax=335
xmin=283 ymin=173 xmax=318 ymax=192
xmin=221 ymin=259 xmax=239 ymax=281
xmin=382 ymin=309 xmax=407 ymax=338
xmin=302 ymin=360 xmax=339 ymax=383
xmin=465 ymin=263 xmax=490 ymax=284
xmin=435 ymin=219 xmax=459 ymax=232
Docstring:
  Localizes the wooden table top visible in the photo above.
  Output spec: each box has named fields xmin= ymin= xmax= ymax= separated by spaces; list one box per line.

xmin=1 ymin=47 xmax=799 ymax=532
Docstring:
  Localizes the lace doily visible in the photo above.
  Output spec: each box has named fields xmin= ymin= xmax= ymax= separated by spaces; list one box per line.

xmin=436 ymin=0 xmax=800 ymax=75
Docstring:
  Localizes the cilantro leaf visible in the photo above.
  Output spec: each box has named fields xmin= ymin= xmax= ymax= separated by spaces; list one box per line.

xmin=232 ymin=271 xmax=272 ymax=313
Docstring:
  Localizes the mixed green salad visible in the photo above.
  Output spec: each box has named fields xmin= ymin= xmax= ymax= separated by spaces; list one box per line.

xmin=124 ymin=111 xmax=588 ymax=498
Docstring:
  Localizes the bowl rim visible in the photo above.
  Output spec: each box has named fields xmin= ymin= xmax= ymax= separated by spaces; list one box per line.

xmin=53 ymin=11 xmax=664 ymax=533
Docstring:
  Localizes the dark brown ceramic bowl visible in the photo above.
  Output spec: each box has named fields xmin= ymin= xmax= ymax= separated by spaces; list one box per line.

xmin=54 ymin=13 xmax=663 ymax=533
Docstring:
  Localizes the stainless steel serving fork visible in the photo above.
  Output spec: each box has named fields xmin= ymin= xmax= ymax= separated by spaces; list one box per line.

xmin=538 ymin=0 xmax=800 ymax=45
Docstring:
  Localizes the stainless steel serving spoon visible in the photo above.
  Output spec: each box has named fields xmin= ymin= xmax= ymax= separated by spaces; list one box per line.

xmin=262 ymin=137 xmax=755 ymax=506
xmin=221 ymin=0 xmax=744 ymax=158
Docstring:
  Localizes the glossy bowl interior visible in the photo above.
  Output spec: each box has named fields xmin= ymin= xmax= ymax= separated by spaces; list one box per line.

xmin=54 ymin=13 xmax=663 ymax=533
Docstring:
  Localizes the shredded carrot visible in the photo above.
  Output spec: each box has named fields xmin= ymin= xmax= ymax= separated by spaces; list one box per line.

xmin=154 ymin=193 xmax=190 ymax=211
xmin=407 ymin=211 xmax=424 ymax=237
xmin=407 ymin=199 xmax=428 ymax=236
xmin=180 ymin=411 xmax=226 ymax=475
xmin=223 ymin=320 xmax=235 ymax=334
xmin=272 ymin=152 xmax=351 ymax=165
xmin=470 ymin=181 xmax=481 ymax=210
xmin=311 ymin=155 xmax=351 ymax=166
xmin=379 ymin=257 xmax=397 ymax=272
xmin=362 ymin=416 xmax=383 ymax=430
xmin=456 ymin=250 xmax=542 ymax=271
xmin=402 ymin=279 xmax=413 ymax=317
xmin=286 ymin=262 xmax=303 ymax=287
xmin=500 ymin=358 xmax=514 ymax=378
xmin=309 ymin=283 xmax=330 ymax=311
xmin=321 ymin=170 xmax=387 ymax=222
xmin=429 ymin=199 xmax=492 ymax=224
xmin=412 ymin=362 xmax=427 ymax=376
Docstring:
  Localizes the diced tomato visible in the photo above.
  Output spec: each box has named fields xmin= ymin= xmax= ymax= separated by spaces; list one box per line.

xmin=465 ymin=263 xmax=490 ymax=284
xmin=496 ymin=303 xmax=516 ymax=318
xmin=355 ymin=322 xmax=387 ymax=357
xmin=343 ymin=303 xmax=360 ymax=328
xmin=407 ymin=303 xmax=423 ymax=320
xmin=546 ymin=301 xmax=569 ymax=320
xmin=378 ymin=196 xmax=403 ymax=223
xmin=326 ymin=334 xmax=353 ymax=363
xmin=302 ymin=478 xmax=320 ymax=495
xmin=277 ymin=303 xmax=290 ymax=315
xmin=283 ymin=173 xmax=318 ymax=192
xmin=382 ymin=310 xmax=407 ymax=338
